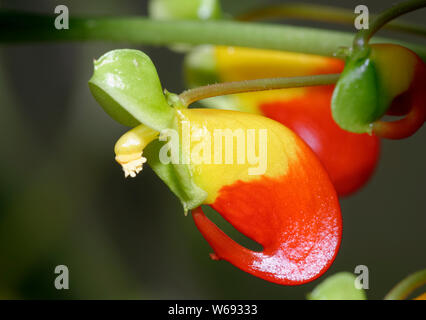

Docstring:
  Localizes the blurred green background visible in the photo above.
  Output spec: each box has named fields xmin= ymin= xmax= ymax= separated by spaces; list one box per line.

xmin=0 ymin=0 xmax=425 ymax=299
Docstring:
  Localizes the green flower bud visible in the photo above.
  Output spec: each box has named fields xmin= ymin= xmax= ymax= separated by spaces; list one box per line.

xmin=89 ymin=49 xmax=175 ymax=131
xmin=148 ymin=0 xmax=222 ymax=21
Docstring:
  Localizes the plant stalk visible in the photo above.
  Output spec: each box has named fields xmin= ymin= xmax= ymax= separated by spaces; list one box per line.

xmin=384 ymin=269 xmax=426 ymax=300
xmin=179 ymin=74 xmax=340 ymax=107
xmin=238 ymin=3 xmax=426 ymax=37
xmin=1 ymin=10 xmax=426 ymax=60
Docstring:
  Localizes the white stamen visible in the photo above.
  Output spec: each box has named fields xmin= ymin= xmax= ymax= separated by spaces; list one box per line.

xmin=121 ymin=156 xmax=147 ymax=178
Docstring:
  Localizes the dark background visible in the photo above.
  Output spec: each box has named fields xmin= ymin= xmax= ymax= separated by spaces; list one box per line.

xmin=0 ymin=0 xmax=425 ymax=299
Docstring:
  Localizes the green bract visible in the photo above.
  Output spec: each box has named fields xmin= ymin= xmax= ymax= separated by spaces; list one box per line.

xmin=331 ymin=47 xmax=389 ymax=134
xmin=307 ymin=272 xmax=367 ymax=300
xmin=149 ymin=0 xmax=222 ymax=21
xmin=89 ymin=49 xmax=175 ymax=131
xmin=145 ymin=139 xmax=207 ymax=213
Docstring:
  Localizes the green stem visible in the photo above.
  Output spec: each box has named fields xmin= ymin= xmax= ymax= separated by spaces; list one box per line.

xmin=1 ymin=10 xmax=426 ymax=60
xmin=354 ymin=0 xmax=426 ymax=49
xmin=238 ymin=3 xmax=426 ymax=37
xmin=178 ymin=74 xmax=340 ymax=107
xmin=384 ymin=269 xmax=426 ymax=300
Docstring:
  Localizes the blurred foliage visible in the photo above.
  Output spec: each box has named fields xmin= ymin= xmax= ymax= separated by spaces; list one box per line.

xmin=0 ymin=0 xmax=425 ymax=299
xmin=307 ymin=272 xmax=367 ymax=300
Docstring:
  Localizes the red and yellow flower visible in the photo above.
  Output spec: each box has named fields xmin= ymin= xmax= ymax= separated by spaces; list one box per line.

xmin=89 ymin=49 xmax=342 ymax=285
xmin=185 ymin=46 xmax=381 ymax=196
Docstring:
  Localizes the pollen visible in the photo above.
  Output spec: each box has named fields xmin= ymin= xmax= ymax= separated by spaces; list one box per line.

xmin=116 ymin=153 xmax=147 ymax=178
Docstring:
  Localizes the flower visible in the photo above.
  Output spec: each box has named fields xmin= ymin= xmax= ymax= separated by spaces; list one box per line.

xmin=89 ymin=49 xmax=342 ymax=285
xmin=185 ymin=46 xmax=380 ymax=196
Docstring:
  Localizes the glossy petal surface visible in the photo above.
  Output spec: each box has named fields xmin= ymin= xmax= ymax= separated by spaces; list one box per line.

xmin=184 ymin=109 xmax=342 ymax=285
xmin=261 ymin=87 xmax=380 ymax=196
xmin=186 ymin=46 xmax=380 ymax=195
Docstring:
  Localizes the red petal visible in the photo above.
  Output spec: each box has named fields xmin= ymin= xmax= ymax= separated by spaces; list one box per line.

xmin=192 ymin=160 xmax=342 ymax=285
xmin=261 ymin=86 xmax=380 ymax=196
xmin=373 ymin=60 xmax=426 ymax=139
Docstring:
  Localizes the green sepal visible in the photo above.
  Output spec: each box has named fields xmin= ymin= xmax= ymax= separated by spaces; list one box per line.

xmin=307 ymin=272 xmax=367 ymax=300
xmin=331 ymin=47 xmax=390 ymax=133
xmin=145 ymin=140 xmax=207 ymax=214
xmin=89 ymin=49 xmax=175 ymax=131
xmin=149 ymin=0 xmax=222 ymax=21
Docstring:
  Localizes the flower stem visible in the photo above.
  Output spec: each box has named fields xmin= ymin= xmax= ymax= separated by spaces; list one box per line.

xmin=178 ymin=74 xmax=340 ymax=107
xmin=384 ymin=269 xmax=426 ymax=300
xmin=238 ymin=3 xmax=426 ymax=37
xmin=1 ymin=10 xmax=426 ymax=60
xmin=353 ymin=0 xmax=426 ymax=49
